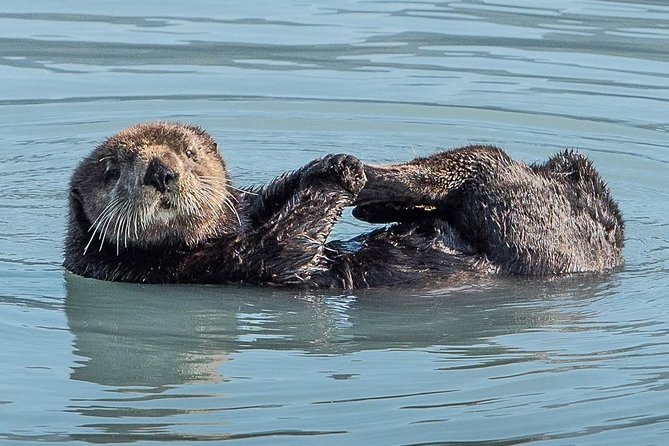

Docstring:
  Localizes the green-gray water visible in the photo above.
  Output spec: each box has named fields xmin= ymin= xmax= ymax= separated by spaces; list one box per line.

xmin=1 ymin=1 xmax=668 ymax=444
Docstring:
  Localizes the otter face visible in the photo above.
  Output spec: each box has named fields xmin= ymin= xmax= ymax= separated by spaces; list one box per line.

xmin=69 ymin=122 xmax=236 ymax=253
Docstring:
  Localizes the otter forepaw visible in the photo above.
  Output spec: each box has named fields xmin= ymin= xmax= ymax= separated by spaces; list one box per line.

xmin=308 ymin=154 xmax=367 ymax=196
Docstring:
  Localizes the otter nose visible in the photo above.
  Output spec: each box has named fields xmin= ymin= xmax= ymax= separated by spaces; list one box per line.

xmin=143 ymin=158 xmax=176 ymax=193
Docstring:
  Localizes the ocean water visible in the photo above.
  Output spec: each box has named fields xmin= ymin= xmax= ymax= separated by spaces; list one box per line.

xmin=1 ymin=1 xmax=668 ymax=444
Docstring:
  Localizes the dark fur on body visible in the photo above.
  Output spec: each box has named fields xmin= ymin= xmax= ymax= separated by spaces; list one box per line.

xmin=65 ymin=122 xmax=366 ymax=285
xmin=340 ymin=145 xmax=624 ymax=286
xmin=65 ymin=124 xmax=623 ymax=289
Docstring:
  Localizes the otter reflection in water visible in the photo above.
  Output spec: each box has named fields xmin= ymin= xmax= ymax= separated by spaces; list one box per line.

xmin=64 ymin=123 xmax=623 ymax=288
xmin=65 ymin=274 xmax=597 ymax=388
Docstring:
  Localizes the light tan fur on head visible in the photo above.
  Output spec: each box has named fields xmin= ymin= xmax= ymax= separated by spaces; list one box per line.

xmin=69 ymin=122 xmax=237 ymax=254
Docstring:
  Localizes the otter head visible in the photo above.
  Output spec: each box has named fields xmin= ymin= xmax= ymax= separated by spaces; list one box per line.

xmin=69 ymin=122 xmax=237 ymax=254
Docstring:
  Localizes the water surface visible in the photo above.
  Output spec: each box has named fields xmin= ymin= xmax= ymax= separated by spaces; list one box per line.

xmin=1 ymin=1 xmax=668 ymax=445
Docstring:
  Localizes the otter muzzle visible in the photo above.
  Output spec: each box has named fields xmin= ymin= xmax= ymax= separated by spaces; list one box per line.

xmin=143 ymin=158 xmax=176 ymax=193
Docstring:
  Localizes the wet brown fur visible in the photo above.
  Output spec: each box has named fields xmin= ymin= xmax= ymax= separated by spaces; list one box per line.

xmin=349 ymin=146 xmax=624 ymax=279
xmin=65 ymin=125 xmax=624 ymax=289
xmin=65 ymin=122 xmax=366 ymax=285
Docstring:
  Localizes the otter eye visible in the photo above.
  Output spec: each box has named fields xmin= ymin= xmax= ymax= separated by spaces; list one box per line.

xmin=104 ymin=166 xmax=121 ymax=183
xmin=185 ymin=149 xmax=195 ymax=159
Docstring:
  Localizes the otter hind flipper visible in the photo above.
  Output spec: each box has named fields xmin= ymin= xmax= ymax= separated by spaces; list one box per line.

xmin=352 ymin=146 xmax=507 ymax=224
xmin=535 ymin=150 xmax=624 ymax=249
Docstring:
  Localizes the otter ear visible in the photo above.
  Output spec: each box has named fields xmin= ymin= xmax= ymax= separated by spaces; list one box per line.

xmin=69 ymin=187 xmax=91 ymax=226
xmin=70 ymin=188 xmax=83 ymax=204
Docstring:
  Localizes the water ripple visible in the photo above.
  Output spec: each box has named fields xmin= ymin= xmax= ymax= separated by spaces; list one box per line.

xmin=2 ymin=1 xmax=668 ymax=444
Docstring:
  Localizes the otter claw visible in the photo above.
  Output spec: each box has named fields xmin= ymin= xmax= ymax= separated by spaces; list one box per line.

xmin=310 ymin=154 xmax=367 ymax=196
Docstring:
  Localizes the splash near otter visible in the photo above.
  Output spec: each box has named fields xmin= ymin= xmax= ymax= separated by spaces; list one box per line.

xmin=65 ymin=124 xmax=623 ymax=288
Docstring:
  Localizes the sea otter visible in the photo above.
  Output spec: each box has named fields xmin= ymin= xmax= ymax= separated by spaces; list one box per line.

xmin=65 ymin=123 xmax=624 ymax=289
xmin=64 ymin=122 xmax=367 ymax=285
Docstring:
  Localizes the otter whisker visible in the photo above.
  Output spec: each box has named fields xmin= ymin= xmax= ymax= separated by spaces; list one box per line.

xmin=198 ymin=175 xmax=227 ymax=184
xmin=119 ymin=202 xmax=128 ymax=250
xmin=198 ymin=184 xmax=227 ymax=200
xmin=190 ymin=189 xmax=224 ymax=222
xmin=133 ymin=204 xmax=143 ymax=234
xmin=115 ymin=217 xmax=122 ymax=255
xmin=84 ymin=198 xmax=125 ymax=254
xmin=226 ymin=184 xmax=258 ymax=196
xmin=138 ymin=202 xmax=151 ymax=236
xmin=198 ymin=183 xmax=239 ymax=224
xmin=202 ymin=178 xmax=243 ymax=204
xmin=122 ymin=200 xmax=134 ymax=250
xmin=96 ymin=198 xmax=124 ymax=231
xmin=123 ymin=202 xmax=133 ymax=246
xmin=112 ymin=202 xmax=128 ymax=255
xmin=199 ymin=177 xmax=226 ymax=188
xmin=181 ymin=194 xmax=200 ymax=216
xmin=98 ymin=199 xmax=126 ymax=252
xmin=200 ymin=182 xmax=228 ymax=197
xmin=196 ymin=183 xmax=225 ymax=205
xmin=84 ymin=198 xmax=122 ymax=254
xmin=92 ymin=213 xmax=113 ymax=245
xmin=91 ymin=210 xmax=115 ymax=253
xmin=132 ymin=205 xmax=140 ymax=239
xmin=177 ymin=187 xmax=203 ymax=215
xmin=83 ymin=232 xmax=97 ymax=255
xmin=119 ymin=201 xmax=138 ymax=253
xmin=88 ymin=197 xmax=121 ymax=233
xmin=222 ymin=196 xmax=242 ymax=226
